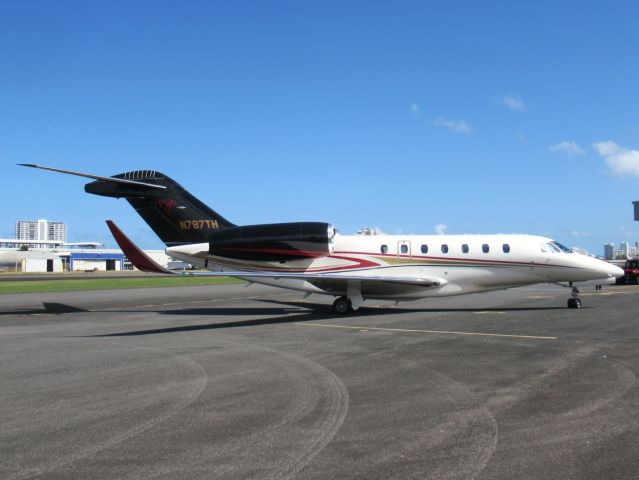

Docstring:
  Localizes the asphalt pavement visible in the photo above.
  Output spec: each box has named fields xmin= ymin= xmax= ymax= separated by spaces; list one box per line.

xmin=1 ymin=283 xmax=638 ymax=479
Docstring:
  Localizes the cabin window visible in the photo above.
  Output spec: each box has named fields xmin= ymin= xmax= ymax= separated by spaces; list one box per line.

xmin=482 ymin=244 xmax=490 ymax=253
xmin=421 ymin=244 xmax=428 ymax=254
xmin=462 ymin=244 xmax=469 ymax=254
xmin=400 ymin=244 xmax=408 ymax=254
xmin=441 ymin=244 xmax=449 ymax=254
xmin=502 ymin=243 xmax=510 ymax=253
xmin=381 ymin=244 xmax=388 ymax=254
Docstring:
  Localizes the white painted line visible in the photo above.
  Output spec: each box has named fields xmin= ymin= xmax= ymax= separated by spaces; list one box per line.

xmin=294 ymin=323 xmax=558 ymax=340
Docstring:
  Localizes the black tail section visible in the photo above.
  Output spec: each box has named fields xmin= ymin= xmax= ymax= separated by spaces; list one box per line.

xmin=85 ymin=170 xmax=235 ymax=246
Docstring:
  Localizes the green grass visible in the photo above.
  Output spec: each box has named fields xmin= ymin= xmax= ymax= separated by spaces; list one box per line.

xmin=0 ymin=276 xmax=243 ymax=294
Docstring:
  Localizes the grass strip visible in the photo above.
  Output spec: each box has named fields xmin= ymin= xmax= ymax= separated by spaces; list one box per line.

xmin=0 ymin=276 xmax=242 ymax=294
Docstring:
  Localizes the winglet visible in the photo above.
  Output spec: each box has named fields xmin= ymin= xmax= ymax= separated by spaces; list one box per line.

xmin=106 ymin=220 xmax=174 ymax=274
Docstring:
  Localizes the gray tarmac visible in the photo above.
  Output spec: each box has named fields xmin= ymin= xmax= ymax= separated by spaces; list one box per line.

xmin=1 ymin=283 xmax=639 ymax=479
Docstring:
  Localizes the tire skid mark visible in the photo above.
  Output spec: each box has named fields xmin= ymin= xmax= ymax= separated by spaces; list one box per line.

xmin=485 ymin=346 xmax=636 ymax=419
xmin=270 ymin=353 xmax=349 ymax=480
xmin=484 ymin=348 xmax=638 ymax=452
xmin=560 ymin=358 xmax=636 ymax=419
xmin=483 ymin=345 xmax=599 ymax=412
xmin=16 ymin=348 xmax=208 ymax=480
xmin=199 ymin=339 xmax=349 ymax=480
xmin=415 ymin=367 xmax=499 ymax=480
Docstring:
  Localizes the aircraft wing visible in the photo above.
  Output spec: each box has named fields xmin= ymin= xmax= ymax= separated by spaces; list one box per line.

xmin=208 ymin=270 xmax=444 ymax=287
xmin=201 ymin=271 xmax=445 ymax=298
xmin=106 ymin=220 xmax=446 ymax=291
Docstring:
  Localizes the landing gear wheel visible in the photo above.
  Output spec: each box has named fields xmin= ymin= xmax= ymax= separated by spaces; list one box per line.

xmin=567 ymin=298 xmax=582 ymax=309
xmin=332 ymin=296 xmax=352 ymax=315
xmin=566 ymin=285 xmax=582 ymax=309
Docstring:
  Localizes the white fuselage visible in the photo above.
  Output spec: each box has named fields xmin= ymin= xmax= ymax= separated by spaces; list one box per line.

xmin=167 ymin=234 xmax=622 ymax=301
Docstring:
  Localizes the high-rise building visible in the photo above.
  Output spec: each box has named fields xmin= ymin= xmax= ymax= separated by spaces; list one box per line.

xmin=604 ymin=243 xmax=616 ymax=260
xmin=15 ymin=219 xmax=67 ymax=243
xmin=620 ymin=242 xmax=630 ymax=259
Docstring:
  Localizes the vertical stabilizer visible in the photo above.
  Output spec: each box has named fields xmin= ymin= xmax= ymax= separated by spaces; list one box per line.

xmin=18 ymin=164 xmax=234 ymax=246
xmin=85 ymin=170 xmax=235 ymax=246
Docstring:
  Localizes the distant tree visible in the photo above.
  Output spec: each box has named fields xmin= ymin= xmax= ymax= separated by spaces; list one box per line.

xmin=18 ymin=245 xmax=29 ymax=251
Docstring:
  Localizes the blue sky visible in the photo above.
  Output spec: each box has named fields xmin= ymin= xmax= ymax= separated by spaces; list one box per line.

xmin=2 ymin=1 xmax=639 ymax=254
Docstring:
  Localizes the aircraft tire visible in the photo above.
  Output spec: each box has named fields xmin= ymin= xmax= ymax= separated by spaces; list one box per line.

xmin=332 ymin=296 xmax=352 ymax=315
xmin=567 ymin=298 xmax=581 ymax=309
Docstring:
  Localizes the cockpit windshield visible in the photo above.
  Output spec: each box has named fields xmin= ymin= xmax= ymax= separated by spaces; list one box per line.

xmin=542 ymin=241 xmax=573 ymax=253
xmin=552 ymin=241 xmax=572 ymax=253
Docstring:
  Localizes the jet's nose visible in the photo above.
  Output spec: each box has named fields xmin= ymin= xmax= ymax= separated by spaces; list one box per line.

xmin=583 ymin=257 xmax=624 ymax=280
xmin=607 ymin=263 xmax=625 ymax=278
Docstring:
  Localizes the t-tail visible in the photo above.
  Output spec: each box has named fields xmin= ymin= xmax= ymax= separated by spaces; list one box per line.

xmin=18 ymin=164 xmax=235 ymax=246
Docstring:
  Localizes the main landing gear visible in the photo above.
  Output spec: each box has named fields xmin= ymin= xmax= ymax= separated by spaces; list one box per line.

xmin=567 ymin=284 xmax=582 ymax=309
xmin=331 ymin=281 xmax=364 ymax=315
xmin=332 ymin=296 xmax=352 ymax=314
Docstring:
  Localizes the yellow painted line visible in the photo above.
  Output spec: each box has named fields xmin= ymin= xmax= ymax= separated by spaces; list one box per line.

xmin=294 ymin=323 xmax=558 ymax=340
xmin=582 ymin=291 xmax=631 ymax=297
xmin=474 ymin=311 xmax=505 ymax=315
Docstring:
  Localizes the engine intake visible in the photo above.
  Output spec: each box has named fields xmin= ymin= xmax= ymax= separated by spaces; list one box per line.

xmin=209 ymin=222 xmax=335 ymax=261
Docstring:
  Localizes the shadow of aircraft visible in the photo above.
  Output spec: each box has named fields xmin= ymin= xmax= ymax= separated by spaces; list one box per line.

xmin=85 ymin=298 xmax=569 ymax=338
xmin=0 ymin=302 xmax=89 ymax=316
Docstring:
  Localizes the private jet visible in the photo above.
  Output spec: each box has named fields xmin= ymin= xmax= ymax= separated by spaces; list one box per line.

xmin=20 ymin=164 xmax=623 ymax=313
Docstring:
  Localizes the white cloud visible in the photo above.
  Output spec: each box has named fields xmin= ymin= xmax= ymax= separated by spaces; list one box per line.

xmin=410 ymin=103 xmax=421 ymax=119
xmin=594 ymin=140 xmax=639 ymax=178
xmin=550 ymin=141 xmax=586 ymax=157
xmin=498 ymin=95 xmax=525 ymax=112
xmin=570 ymin=230 xmax=592 ymax=238
xmin=434 ymin=116 xmax=472 ymax=134
xmin=434 ymin=224 xmax=448 ymax=235
xmin=516 ymin=131 xmax=526 ymax=143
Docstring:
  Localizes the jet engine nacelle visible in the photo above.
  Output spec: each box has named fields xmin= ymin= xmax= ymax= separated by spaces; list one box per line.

xmin=209 ymin=222 xmax=336 ymax=261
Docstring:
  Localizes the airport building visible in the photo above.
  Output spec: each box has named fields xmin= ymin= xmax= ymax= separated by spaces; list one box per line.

xmin=2 ymin=218 xmax=187 ymax=273
xmin=0 ymin=239 xmax=176 ymax=273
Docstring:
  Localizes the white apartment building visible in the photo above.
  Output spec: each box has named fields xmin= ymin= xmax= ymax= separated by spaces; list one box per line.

xmin=15 ymin=219 xmax=68 ymax=245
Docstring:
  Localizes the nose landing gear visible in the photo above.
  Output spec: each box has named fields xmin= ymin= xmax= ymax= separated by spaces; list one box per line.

xmin=567 ymin=285 xmax=582 ymax=309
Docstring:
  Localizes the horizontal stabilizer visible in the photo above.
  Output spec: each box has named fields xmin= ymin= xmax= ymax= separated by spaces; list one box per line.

xmin=18 ymin=164 xmax=166 ymax=189
xmin=106 ymin=220 xmax=174 ymax=274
